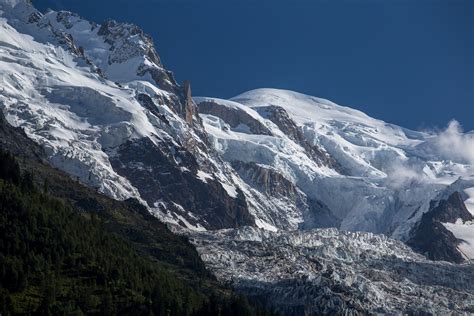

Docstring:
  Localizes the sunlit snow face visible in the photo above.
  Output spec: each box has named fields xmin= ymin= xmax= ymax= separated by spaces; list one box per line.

xmin=195 ymin=91 xmax=474 ymax=235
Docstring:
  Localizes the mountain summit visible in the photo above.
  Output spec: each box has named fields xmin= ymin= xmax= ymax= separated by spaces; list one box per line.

xmin=1 ymin=0 xmax=474 ymax=314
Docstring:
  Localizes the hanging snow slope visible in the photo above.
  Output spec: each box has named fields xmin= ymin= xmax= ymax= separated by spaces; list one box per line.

xmin=2 ymin=0 xmax=345 ymax=232
xmin=232 ymin=88 xmax=473 ymax=183
xmin=0 ymin=0 xmax=287 ymax=231
xmin=0 ymin=2 xmax=144 ymax=200
xmin=197 ymin=88 xmax=474 ymax=244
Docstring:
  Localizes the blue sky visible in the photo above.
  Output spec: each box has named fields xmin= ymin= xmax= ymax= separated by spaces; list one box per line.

xmin=35 ymin=0 xmax=474 ymax=131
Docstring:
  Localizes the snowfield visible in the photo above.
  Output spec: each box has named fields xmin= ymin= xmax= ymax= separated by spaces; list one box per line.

xmin=444 ymin=220 xmax=474 ymax=261
xmin=0 ymin=0 xmax=328 ymax=232
xmin=197 ymin=89 xmax=474 ymax=240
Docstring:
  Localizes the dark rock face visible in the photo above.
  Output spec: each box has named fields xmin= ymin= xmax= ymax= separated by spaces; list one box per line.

xmin=232 ymin=161 xmax=298 ymax=197
xmin=301 ymin=198 xmax=342 ymax=230
xmin=428 ymin=192 xmax=473 ymax=223
xmin=136 ymin=85 xmax=200 ymax=130
xmin=137 ymin=64 xmax=179 ymax=93
xmin=407 ymin=192 xmax=473 ymax=263
xmin=0 ymin=114 xmax=44 ymax=160
xmin=198 ymin=100 xmax=273 ymax=135
xmin=55 ymin=11 xmax=82 ymax=29
xmin=108 ymin=137 xmax=254 ymax=230
xmin=136 ymin=93 xmax=170 ymax=125
xmin=51 ymin=30 xmax=79 ymax=54
xmin=256 ymin=105 xmax=342 ymax=172
xmin=236 ymin=278 xmax=367 ymax=316
xmin=183 ymin=81 xmax=198 ymax=125
xmin=95 ymin=18 xmax=184 ymax=96
xmin=97 ymin=19 xmax=162 ymax=66
xmin=232 ymin=161 xmax=340 ymax=229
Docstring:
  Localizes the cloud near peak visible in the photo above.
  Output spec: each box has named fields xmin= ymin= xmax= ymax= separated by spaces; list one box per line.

xmin=431 ymin=120 xmax=474 ymax=165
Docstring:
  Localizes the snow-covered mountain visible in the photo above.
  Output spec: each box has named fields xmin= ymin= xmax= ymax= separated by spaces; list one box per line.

xmin=1 ymin=0 xmax=474 ymax=313
xmin=0 ymin=0 xmax=271 ymax=231
xmin=196 ymin=90 xmax=474 ymax=262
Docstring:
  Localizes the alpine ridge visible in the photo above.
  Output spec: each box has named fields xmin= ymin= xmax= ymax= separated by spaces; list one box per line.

xmin=1 ymin=0 xmax=473 ymax=314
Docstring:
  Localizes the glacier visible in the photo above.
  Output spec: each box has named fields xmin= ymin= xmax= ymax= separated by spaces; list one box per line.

xmin=196 ymin=89 xmax=474 ymax=251
xmin=1 ymin=0 xmax=474 ymax=313
xmin=192 ymin=226 xmax=474 ymax=314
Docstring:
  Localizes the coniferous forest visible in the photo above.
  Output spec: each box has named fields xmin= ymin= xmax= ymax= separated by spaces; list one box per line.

xmin=0 ymin=128 xmax=272 ymax=315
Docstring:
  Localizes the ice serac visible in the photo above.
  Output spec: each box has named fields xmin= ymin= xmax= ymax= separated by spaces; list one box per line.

xmin=231 ymin=160 xmax=340 ymax=230
xmin=191 ymin=226 xmax=474 ymax=315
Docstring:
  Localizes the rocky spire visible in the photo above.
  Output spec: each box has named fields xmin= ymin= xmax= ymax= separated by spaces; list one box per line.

xmin=183 ymin=80 xmax=195 ymax=125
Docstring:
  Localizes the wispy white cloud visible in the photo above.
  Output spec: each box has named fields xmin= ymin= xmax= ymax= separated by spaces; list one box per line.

xmin=385 ymin=160 xmax=424 ymax=189
xmin=385 ymin=120 xmax=473 ymax=188
xmin=431 ymin=120 xmax=474 ymax=165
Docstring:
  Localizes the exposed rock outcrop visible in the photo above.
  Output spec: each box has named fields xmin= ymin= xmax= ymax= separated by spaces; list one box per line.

xmin=0 ymin=113 xmax=44 ymax=161
xmin=97 ymin=19 xmax=162 ymax=65
xmin=198 ymin=100 xmax=272 ymax=135
xmin=136 ymin=93 xmax=170 ymax=126
xmin=407 ymin=192 xmax=473 ymax=263
xmin=257 ymin=105 xmax=342 ymax=171
xmin=109 ymin=137 xmax=255 ymax=229
xmin=232 ymin=161 xmax=298 ymax=197
xmin=183 ymin=81 xmax=197 ymax=125
xmin=232 ymin=161 xmax=340 ymax=230
xmin=301 ymin=198 xmax=342 ymax=230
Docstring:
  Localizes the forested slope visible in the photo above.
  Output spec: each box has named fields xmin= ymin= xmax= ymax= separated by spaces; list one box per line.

xmin=0 ymin=117 xmax=272 ymax=315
